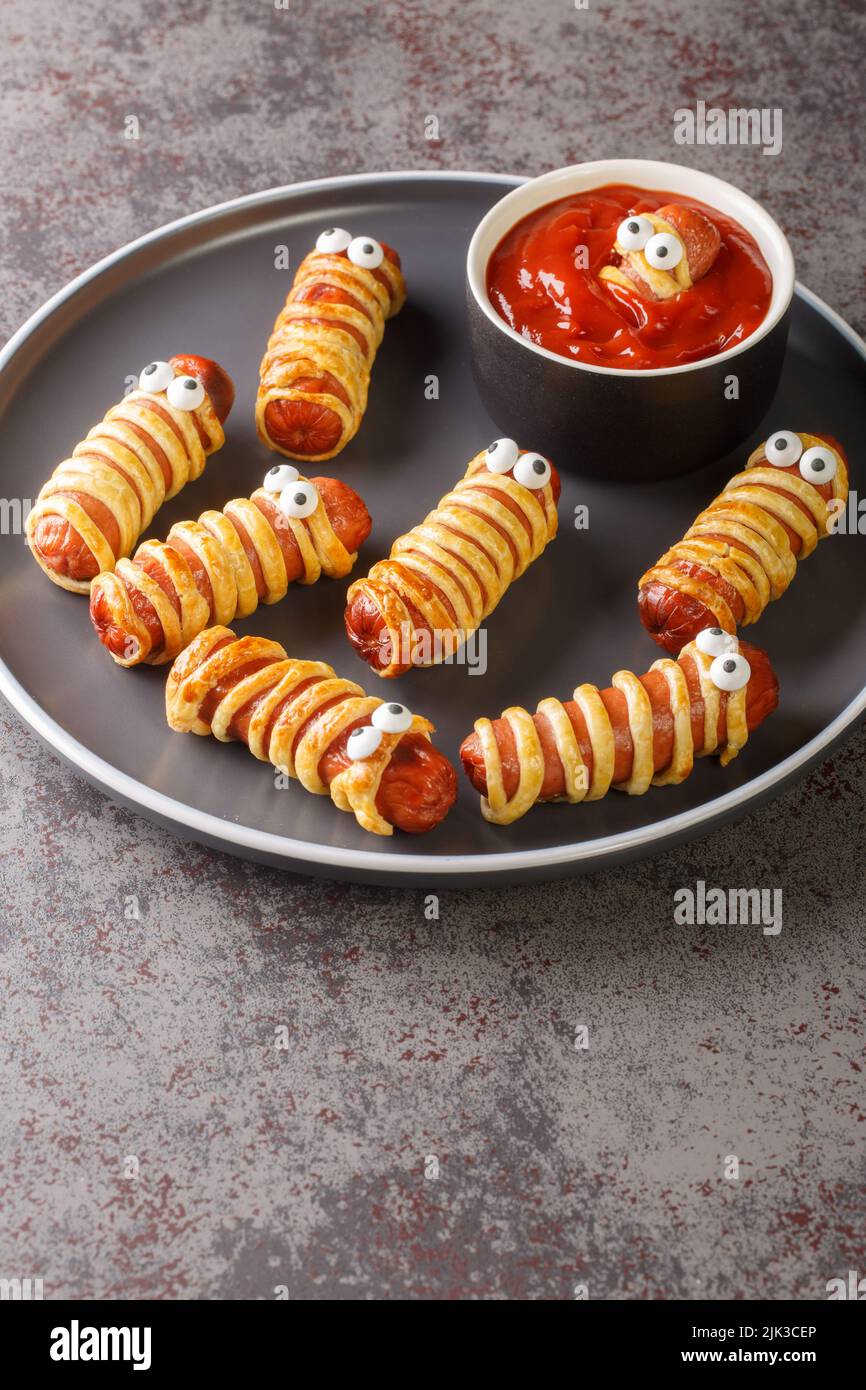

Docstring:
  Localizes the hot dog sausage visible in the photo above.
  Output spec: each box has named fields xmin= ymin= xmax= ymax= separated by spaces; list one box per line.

xmin=344 ymin=441 xmax=560 ymax=677
xmin=27 ymin=354 xmax=234 ymax=594
xmin=90 ymin=471 xmax=372 ymax=667
xmin=257 ymin=232 xmax=406 ymax=463
xmin=599 ymin=202 xmax=721 ymax=301
xmin=654 ymin=204 xmax=720 ymax=283
xmin=165 ymin=626 xmax=457 ymax=835
xmin=638 ymin=432 xmax=848 ymax=653
xmin=169 ymin=355 xmax=235 ymax=425
xmin=460 ymin=638 xmax=778 ymax=824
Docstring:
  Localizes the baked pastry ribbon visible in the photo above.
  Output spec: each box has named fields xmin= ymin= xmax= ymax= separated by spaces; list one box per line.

xmin=462 ymin=633 xmax=777 ymax=825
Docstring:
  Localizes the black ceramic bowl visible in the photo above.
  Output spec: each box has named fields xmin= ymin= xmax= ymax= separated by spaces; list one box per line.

xmin=467 ymin=160 xmax=795 ymax=483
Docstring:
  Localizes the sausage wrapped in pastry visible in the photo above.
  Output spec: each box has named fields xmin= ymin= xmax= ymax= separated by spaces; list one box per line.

xmin=599 ymin=204 xmax=721 ymax=301
xmin=255 ymin=228 xmax=406 ymax=462
xmin=165 ymin=626 xmax=457 ymax=836
xmin=460 ymin=632 xmax=778 ymax=825
xmin=90 ymin=465 xmax=371 ymax=667
xmin=26 ymin=355 xmax=234 ymax=593
xmin=344 ymin=439 xmax=560 ymax=678
xmin=639 ymin=431 xmax=848 ymax=653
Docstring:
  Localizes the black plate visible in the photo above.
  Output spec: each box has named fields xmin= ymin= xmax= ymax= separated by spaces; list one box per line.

xmin=0 ymin=172 xmax=864 ymax=885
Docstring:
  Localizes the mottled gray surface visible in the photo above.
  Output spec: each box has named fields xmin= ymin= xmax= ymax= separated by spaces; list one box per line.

xmin=1 ymin=0 xmax=864 ymax=1300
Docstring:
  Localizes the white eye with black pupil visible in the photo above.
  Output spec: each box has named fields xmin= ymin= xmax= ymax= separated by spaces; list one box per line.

xmin=764 ymin=431 xmax=802 ymax=467
xmin=347 ymin=725 xmax=383 ymax=760
xmin=644 ymin=232 xmax=683 ymax=270
xmin=372 ymin=702 xmax=413 ymax=734
xmin=696 ymin=626 xmax=739 ymax=658
xmin=316 ymin=227 xmax=352 ymax=254
xmin=166 ymin=375 xmax=205 ymax=410
xmin=710 ymin=652 xmax=751 ymax=693
xmin=347 ymin=236 xmax=384 ymax=269
xmin=485 ymin=438 xmax=519 ymax=474
xmin=263 ymin=464 xmax=299 ymax=493
xmin=616 ymin=215 xmax=654 ymax=251
xmin=799 ymin=445 xmax=837 ymax=484
xmin=513 ymin=452 xmax=552 ymax=490
xmin=138 ymin=360 xmax=174 ymax=392
xmin=278 ymin=481 xmax=319 ymax=518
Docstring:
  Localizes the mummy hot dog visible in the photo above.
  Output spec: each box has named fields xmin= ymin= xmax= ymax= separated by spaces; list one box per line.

xmin=165 ymin=627 xmax=457 ymax=835
xmin=255 ymin=227 xmax=407 ymax=462
xmin=89 ymin=465 xmax=371 ymax=667
xmin=599 ymin=204 xmax=721 ymax=301
xmin=344 ymin=440 xmax=560 ymax=678
xmin=639 ymin=432 xmax=849 ymax=654
xmin=26 ymin=356 xmax=234 ymax=594
xmin=460 ymin=632 xmax=778 ymax=825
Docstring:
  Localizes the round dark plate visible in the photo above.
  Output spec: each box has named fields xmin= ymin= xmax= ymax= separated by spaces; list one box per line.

xmin=0 ymin=172 xmax=864 ymax=885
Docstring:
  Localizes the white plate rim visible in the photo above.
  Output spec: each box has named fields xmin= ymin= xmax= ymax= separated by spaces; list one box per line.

xmin=1 ymin=170 xmax=864 ymax=878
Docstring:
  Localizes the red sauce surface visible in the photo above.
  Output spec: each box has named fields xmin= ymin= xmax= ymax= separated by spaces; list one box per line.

xmin=486 ymin=183 xmax=773 ymax=369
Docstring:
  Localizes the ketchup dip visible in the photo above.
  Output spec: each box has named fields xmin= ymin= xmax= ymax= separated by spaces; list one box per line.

xmin=486 ymin=183 xmax=773 ymax=370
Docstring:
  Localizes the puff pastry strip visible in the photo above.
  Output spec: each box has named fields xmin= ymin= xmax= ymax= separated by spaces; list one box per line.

xmin=90 ymin=473 xmax=369 ymax=667
xmin=461 ymin=639 xmax=777 ymax=825
xmin=26 ymin=357 xmax=230 ymax=594
xmin=344 ymin=446 xmax=559 ymax=678
xmin=255 ymin=234 xmax=406 ymax=462
xmin=638 ymin=432 xmax=848 ymax=652
xmin=165 ymin=627 xmax=455 ymax=836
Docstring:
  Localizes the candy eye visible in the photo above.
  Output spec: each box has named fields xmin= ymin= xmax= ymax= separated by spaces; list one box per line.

xmin=316 ymin=227 xmax=352 ymax=254
xmin=138 ymin=360 xmax=174 ymax=392
xmin=513 ymin=452 xmax=552 ymax=490
xmin=799 ymin=445 xmax=837 ymax=485
xmin=484 ymin=438 xmax=519 ymax=474
xmin=695 ymin=626 xmax=739 ymax=658
xmin=347 ymin=236 xmax=384 ymax=269
xmin=371 ymin=701 xmax=413 ymax=734
xmin=263 ymin=464 xmax=299 ymax=494
xmin=278 ymin=481 xmax=319 ymax=519
xmin=347 ymin=725 xmax=383 ymax=761
xmin=764 ymin=430 xmax=802 ymax=467
xmin=616 ymin=215 xmax=654 ymax=251
xmin=710 ymin=652 xmax=751 ymax=693
xmin=166 ymin=375 xmax=205 ymax=410
xmin=644 ymin=232 xmax=683 ymax=270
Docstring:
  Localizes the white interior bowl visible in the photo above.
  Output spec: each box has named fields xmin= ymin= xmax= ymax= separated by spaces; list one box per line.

xmin=467 ymin=158 xmax=794 ymax=378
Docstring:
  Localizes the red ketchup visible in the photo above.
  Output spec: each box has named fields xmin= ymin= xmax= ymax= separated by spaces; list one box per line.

xmin=486 ymin=184 xmax=773 ymax=369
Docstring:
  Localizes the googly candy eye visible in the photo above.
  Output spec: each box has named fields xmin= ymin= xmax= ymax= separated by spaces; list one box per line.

xmin=316 ymin=227 xmax=352 ymax=254
xmin=616 ymin=215 xmax=654 ymax=251
xmin=371 ymin=702 xmax=413 ymax=735
xmin=347 ymin=725 xmax=383 ymax=761
xmin=799 ymin=445 xmax=838 ymax=485
xmin=278 ymin=480 xmax=319 ymax=519
xmin=644 ymin=232 xmax=683 ymax=270
xmin=138 ymin=360 xmax=174 ymax=392
xmin=166 ymin=375 xmax=205 ymax=410
xmin=262 ymin=464 xmax=299 ymax=494
xmin=347 ymin=236 xmax=384 ymax=269
xmin=513 ymin=452 xmax=552 ymax=490
xmin=695 ymin=626 xmax=739 ymax=658
xmin=764 ymin=430 xmax=802 ymax=467
xmin=709 ymin=652 xmax=751 ymax=693
xmin=484 ymin=438 xmax=519 ymax=474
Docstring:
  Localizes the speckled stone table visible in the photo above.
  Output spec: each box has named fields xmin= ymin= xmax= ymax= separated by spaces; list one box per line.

xmin=1 ymin=0 xmax=863 ymax=1300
